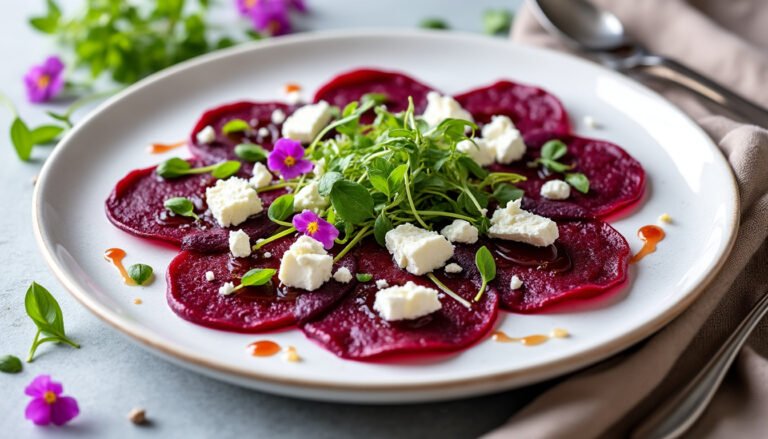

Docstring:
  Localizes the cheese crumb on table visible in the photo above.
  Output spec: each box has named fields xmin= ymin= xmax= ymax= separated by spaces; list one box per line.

xmin=385 ymin=223 xmax=455 ymax=275
xmin=489 ymin=199 xmax=559 ymax=247
xmin=195 ymin=125 xmax=216 ymax=144
xmin=205 ymin=177 xmax=263 ymax=227
xmin=278 ymin=236 xmax=333 ymax=291
xmin=440 ymin=219 xmax=479 ymax=244
xmin=540 ymin=179 xmax=571 ymax=200
xmin=127 ymin=408 xmax=147 ymax=425
xmin=373 ymin=281 xmax=442 ymax=321
xmin=228 ymin=230 xmax=251 ymax=258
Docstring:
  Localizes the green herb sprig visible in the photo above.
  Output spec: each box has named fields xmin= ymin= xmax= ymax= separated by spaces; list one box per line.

xmin=128 ymin=263 xmax=154 ymax=286
xmin=474 ymin=246 xmax=497 ymax=301
xmin=164 ymin=197 xmax=199 ymax=220
xmin=231 ymin=268 xmax=277 ymax=293
xmin=157 ymin=158 xmax=241 ymax=179
xmin=530 ymin=140 xmax=591 ymax=194
xmin=235 ymin=143 xmax=269 ymax=162
xmin=25 ymin=282 xmax=80 ymax=362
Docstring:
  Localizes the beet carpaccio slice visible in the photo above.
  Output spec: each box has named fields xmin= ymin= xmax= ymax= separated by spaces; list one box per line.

xmin=106 ymin=161 xmax=283 ymax=245
xmin=313 ymin=69 xmax=435 ymax=117
xmin=188 ymin=101 xmax=294 ymax=163
xmin=455 ymin=80 xmax=571 ymax=136
xmin=301 ymin=240 xmax=498 ymax=360
xmin=167 ymin=237 xmax=357 ymax=332
xmin=491 ymin=132 xmax=646 ymax=219
xmin=493 ymin=220 xmax=630 ymax=313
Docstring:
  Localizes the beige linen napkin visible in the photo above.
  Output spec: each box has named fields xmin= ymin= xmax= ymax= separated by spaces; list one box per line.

xmin=486 ymin=1 xmax=768 ymax=437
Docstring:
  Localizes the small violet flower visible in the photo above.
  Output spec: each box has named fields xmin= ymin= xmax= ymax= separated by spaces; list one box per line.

xmin=267 ymin=138 xmax=314 ymax=179
xmin=24 ymin=375 xmax=79 ymax=426
xmin=293 ymin=210 xmax=339 ymax=249
xmin=24 ymin=56 xmax=65 ymax=104
xmin=236 ymin=0 xmax=306 ymax=36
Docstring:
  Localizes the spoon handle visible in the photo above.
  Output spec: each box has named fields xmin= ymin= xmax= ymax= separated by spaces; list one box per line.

xmin=631 ymin=290 xmax=768 ymax=439
xmin=638 ymin=55 xmax=768 ymax=128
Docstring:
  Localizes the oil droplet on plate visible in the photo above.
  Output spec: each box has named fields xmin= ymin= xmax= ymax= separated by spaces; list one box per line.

xmin=630 ymin=225 xmax=666 ymax=263
xmin=133 ymin=298 xmax=143 ymax=305
xmin=148 ymin=140 xmax=186 ymax=154
xmin=247 ymin=340 xmax=281 ymax=357
xmin=104 ymin=248 xmax=135 ymax=285
xmin=492 ymin=329 xmax=571 ymax=346
xmin=283 ymin=346 xmax=301 ymax=363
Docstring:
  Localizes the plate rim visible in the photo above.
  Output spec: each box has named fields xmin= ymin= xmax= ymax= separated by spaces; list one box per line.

xmin=32 ymin=28 xmax=740 ymax=394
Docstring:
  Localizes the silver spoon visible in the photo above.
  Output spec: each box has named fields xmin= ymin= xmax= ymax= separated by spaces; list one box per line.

xmin=529 ymin=0 xmax=768 ymax=127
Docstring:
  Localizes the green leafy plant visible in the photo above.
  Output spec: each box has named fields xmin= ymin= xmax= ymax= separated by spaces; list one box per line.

xmin=419 ymin=18 xmax=449 ymax=30
xmin=0 ymin=355 xmax=23 ymax=373
xmin=483 ymin=9 xmax=514 ymax=35
xmin=474 ymin=246 xmax=497 ymax=301
xmin=222 ymin=119 xmax=251 ymax=134
xmin=128 ymin=263 xmax=154 ymax=286
xmin=530 ymin=140 xmax=591 ymax=193
xmin=235 ymin=143 xmax=269 ymax=162
xmin=25 ymin=282 xmax=80 ymax=362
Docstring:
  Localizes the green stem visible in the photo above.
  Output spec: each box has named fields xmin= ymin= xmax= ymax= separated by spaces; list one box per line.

xmin=474 ymin=282 xmax=488 ymax=302
xmin=256 ymin=181 xmax=298 ymax=193
xmin=403 ymin=167 xmax=428 ymax=229
xmin=253 ymin=227 xmax=296 ymax=250
xmin=416 ymin=210 xmax=475 ymax=222
xmin=426 ymin=273 xmax=472 ymax=309
xmin=271 ymin=218 xmax=293 ymax=228
xmin=334 ymin=226 xmax=370 ymax=262
xmin=0 ymin=91 xmax=18 ymax=116
xmin=26 ymin=329 xmax=41 ymax=362
xmin=461 ymin=182 xmax=484 ymax=214
xmin=307 ymin=100 xmax=375 ymax=154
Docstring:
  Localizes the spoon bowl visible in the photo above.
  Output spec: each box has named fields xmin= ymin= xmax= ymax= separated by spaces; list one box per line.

xmin=529 ymin=0 xmax=630 ymax=51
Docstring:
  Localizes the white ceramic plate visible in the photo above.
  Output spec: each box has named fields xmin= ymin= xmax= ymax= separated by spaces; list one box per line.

xmin=33 ymin=30 xmax=738 ymax=403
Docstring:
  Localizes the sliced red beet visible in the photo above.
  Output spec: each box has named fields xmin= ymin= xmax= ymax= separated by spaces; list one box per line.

xmin=455 ymin=80 xmax=571 ymax=135
xmin=313 ymin=68 xmax=436 ymax=117
xmin=167 ymin=237 xmax=357 ymax=332
xmin=188 ymin=101 xmax=294 ymax=163
xmin=301 ymin=240 xmax=498 ymax=360
xmin=105 ymin=161 xmax=284 ymax=245
xmin=491 ymin=132 xmax=646 ymax=219
xmin=491 ymin=220 xmax=630 ymax=313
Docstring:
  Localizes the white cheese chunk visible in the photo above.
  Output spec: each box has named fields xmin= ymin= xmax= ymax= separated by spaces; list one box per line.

xmin=375 ymin=279 xmax=389 ymax=289
xmin=271 ymin=109 xmax=286 ymax=125
xmin=540 ymin=179 xmax=571 ymax=200
xmin=205 ymin=177 xmax=264 ymax=227
xmin=205 ymin=271 xmax=215 ymax=282
xmin=444 ymin=263 xmax=463 ymax=274
xmin=293 ymin=182 xmax=329 ymax=212
xmin=196 ymin=125 xmax=216 ymax=144
xmin=489 ymin=199 xmax=559 ymax=247
xmin=481 ymin=115 xmax=526 ymax=164
xmin=281 ymin=101 xmax=334 ymax=143
xmin=257 ymin=127 xmax=270 ymax=137
xmin=421 ymin=91 xmax=474 ymax=126
xmin=228 ymin=230 xmax=251 ymax=258
xmin=385 ymin=223 xmax=455 ymax=275
xmin=249 ymin=162 xmax=273 ymax=189
xmin=285 ymin=90 xmax=302 ymax=105
xmin=278 ymin=236 xmax=333 ymax=291
xmin=457 ymin=138 xmax=495 ymax=166
xmin=509 ymin=275 xmax=523 ymax=290
xmin=218 ymin=282 xmax=235 ymax=296
xmin=332 ymin=267 xmax=353 ymax=283
xmin=373 ymin=281 xmax=442 ymax=321
xmin=263 ymin=252 xmax=272 ymax=258
xmin=440 ymin=219 xmax=479 ymax=244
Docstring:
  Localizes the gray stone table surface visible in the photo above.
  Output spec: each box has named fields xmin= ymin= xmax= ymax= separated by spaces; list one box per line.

xmin=0 ymin=1 xmax=547 ymax=438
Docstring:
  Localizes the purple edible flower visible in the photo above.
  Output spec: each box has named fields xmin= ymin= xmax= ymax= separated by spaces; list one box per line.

xmin=24 ymin=375 xmax=79 ymax=426
xmin=267 ymin=138 xmax=314 ymax=179
xmin=23 ymin=56 xmax=65 ymax=104
xmin=250 ymin=0 xmax=292 ymax=36
xmin=293 ymin=210 xmax=339 ymax=249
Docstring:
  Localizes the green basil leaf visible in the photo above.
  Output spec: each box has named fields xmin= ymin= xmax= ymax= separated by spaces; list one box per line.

xmin=483 ymin=9 xmax=513 ymax=35
xmin=387 ymin=164 xmax=408 ymax=193
xmin=234 ymin=143 xmax=268 ymax=162
xmin=368 ymin=172 xmax=390 ymax=196
xmin=0 ymin=355 xmax=22 ymax=373
xmin=540 ymin=140 xmax=568 ymax=161
xmin=565 ymin=172 xmax=590 ymax=194
xmin=457 ymin=156 xmax=489 ymax=179
xmin=25 ymin=282 xmax=66 ymax=338
xmin=157 ymin=157 xmax=192 ymax=178
xmin=10 ymin=117 xmax=34 ymax=161
xmin=355 ymin=273 xmax=373 ymax=282
xmin=492 ymin=184 xmax=524 ymax=205
xmin=330 ymin=180 xmax=374 ymax=225
xmin=127 ymin=263 xmax=154 ymax=286
xmin=30 ymin=124 xmax=65 ymax=145
xmin=240 ymin=268 xmax=276 ymax=287
xmin=222 ymin=119 xmax=250 ymax=134
xmin=373 ymin=213 xmax=393 ymax=247
xmin=164 ymin=197 xmax=199 ymax=220
xmin=211 ymin=160 xmax=241 ymax=179
xmin=268 ymin=194 xmax=294 ymax=222
xmin=318 ymin=172 xmax=343 ymax=197
xmin=476 ymin=246 xmax=496 ymax=283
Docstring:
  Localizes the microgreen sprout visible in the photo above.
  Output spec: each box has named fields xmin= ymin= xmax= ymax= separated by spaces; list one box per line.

xmin=222 ymin=118 xmax=251 ymax=135
xmin=530 ymin=140 xmax=591 ymax=193
xmin=355 ymin=273 xmax=373 ymax=282
xmin=231 ymin=268 xmax=277 ymax=293
xmin=164 ymin=197 xmax=199 ymax=220
xmin=235 ymin=143 xmax=269 ymax=162
xmin=156 ymin=158 xmax=241 ymax=179
xmin=474 ymin=246 xmax=497 ymax=302
xmin=127 ymin=264 xmax=154 ymax=286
